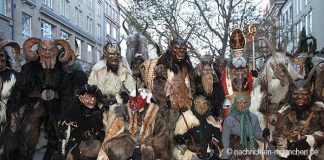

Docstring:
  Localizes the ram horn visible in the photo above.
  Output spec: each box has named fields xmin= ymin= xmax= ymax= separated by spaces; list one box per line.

xmin=23 ymin=37 xmax=41 ymax=61
xmin=54 ymin=39 xmax=76 ymax=66
xmin=0 ymin=40 xmax=20 ymax=59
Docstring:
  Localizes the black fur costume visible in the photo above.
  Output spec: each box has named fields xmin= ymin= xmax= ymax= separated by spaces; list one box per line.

xmin=57 ymin=84 xmax=105 ymax=160
xmin=4 ymin=60 xmax=87 ymax=160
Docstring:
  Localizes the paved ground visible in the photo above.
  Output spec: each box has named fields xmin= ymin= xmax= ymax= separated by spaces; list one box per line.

xmin=33 ymin=148 xmax=46 ymax=160
xmin=32 ymin=129 xmax=47 ymax=160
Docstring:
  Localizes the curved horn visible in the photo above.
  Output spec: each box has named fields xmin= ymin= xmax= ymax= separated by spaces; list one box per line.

xmin=280 ymin=35 xmax=288 ymax=55
xmin=54 ymin=39 xmax=76 ymax=65
xmin=23 ymin=37 xmax=41 ymax=61
xmin=279 ymin=63 xmax=297 ymax=88
xmin=305 ymin=61 xmax=323 ymax=87
xmin=166 ymin=24 xmax=177 ymax=39
xmin=122 ymin=20 xmax=129 ymax=35
xmin=118 ymin=37 xmax=124 ymax=46
xmin=103 ymin=39 xmax=112 ymax=56
xmin=307 ymin=36 xmax=317 ymax=54
xmin=142 ymin=21 xmax=149 ymax=34
xmin=168 ymin=32 xmax=173 ymax=48
xmin=184 ymin=27 xmax=194 ymax=44
xmin=154 ymin=42 xmax=162 ymax=56
xmin=259 ymin=37 xmax=276 ymax=61
xmin=0 ymin=40 xmax=20 ymax=59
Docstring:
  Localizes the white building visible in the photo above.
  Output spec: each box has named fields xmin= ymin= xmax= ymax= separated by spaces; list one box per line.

xmin=278 ymin=0 xmax=324 ymax=53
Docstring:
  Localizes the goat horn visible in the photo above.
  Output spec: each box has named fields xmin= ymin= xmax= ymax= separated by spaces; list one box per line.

xmin=307 ymin=36 xmax=317 ymax=55
xmin=279 ymin=63 xmax=297 ymax=89
xmin=184 ymin=27 xmax=194 ymax=44
xmin=122 ymin=20 xmax=129 ymax=35
xmin=305 ymin=61 xmax=323 ymax=87
xmin=142 ymin=21 xmax=148 ymax=34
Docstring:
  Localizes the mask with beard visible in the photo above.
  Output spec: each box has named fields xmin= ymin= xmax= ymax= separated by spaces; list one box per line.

xmin=193 ymin=96 xmax=210 ymax=120
xmin=104 ymin=43 xmax=121 ymax=73
xmin=232 ymin=56 xmax=247 ymax=68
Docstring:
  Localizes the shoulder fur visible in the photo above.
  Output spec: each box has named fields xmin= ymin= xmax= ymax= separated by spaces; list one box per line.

xmin=174 ymin=110 xmax=199 ymax=135
xmin=91 ymin=59 xmax=107 ymax=71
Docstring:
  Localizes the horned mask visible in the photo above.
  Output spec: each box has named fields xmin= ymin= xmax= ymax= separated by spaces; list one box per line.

xmin=0 ymin=40 xmax=20 ymax=71
xmin=23 ymin=38 xmax=75 ymax=69
xmin=123 ymin=20 xmax=149 ymax=76
xmin=103 ymin=39 xmax=122 ymax=67
xmin=168 ymin=27 xmax=194 ymax=61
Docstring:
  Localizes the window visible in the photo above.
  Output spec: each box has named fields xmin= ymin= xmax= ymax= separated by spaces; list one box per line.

xmin=109 ymin=5 xmax=112 ymax=17
xmin=60 ymin=0 xmax=70 ymax=19
xmin=112 ymin=9 xmax=115 ymax=20
xmin=0 ymin=0 xmax=5 ymax=15
xmin=96 ymin=50 xmax=101 ymax=62
xmin=97 ymin=1 xmax=101 ymax=17
xmin=111 ymin=26 xmax=116 ymax=39
xmin=0 ymin=0 xmax=11 ymax=17
xmin=75 ymin=7 xmax=82 ymax=27
xmin=60 ymin=30 xmax=69 ymax=40
xmin=289 ymin=5 xmax=293 ymax=20
xmin=87 ymin=44 xmax=93 ymax=62
xmin=42 ymin=0 xmax=52 ymax=8
xmin=41 ymin=20 xmax=53 ymax=39
xmin=88 ymin=0 xmax=93 ymax=10
xmin=87 ymin=17 xmax=93 ymax=33
xmin=115 ymin=10 xmax=118 ymax=21
xmin=97 ymin=24 xmax=101 ymax=38
xmin=296 ymin=22 xmax=300 ymax=42
xmin=22 ymin=13 xmax=31 ymax=38
xmin=75 ymin=38 xmax=82 ymax=59
xmin=105 ymin=2 xmax=108 ymax=15
xmin=309 ymin=11 xmax=312 ymax=33
xmin=106 ymin=22 xmax=111 ymax=35
xmin=296 ymin=0 xmax=299 ymax=15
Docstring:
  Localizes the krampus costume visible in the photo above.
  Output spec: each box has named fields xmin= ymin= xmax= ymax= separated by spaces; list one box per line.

xmin=88 ymin=40 xmax=136 ymax=159
xmin=57 ymin=84 xmax=105 ymax=160
xmin=194 ymin=54 xmax=225 ymax=118
xmin=5 ymin=38 xmax=87 ymax=160
xmin=273 ymin=62 xmax=324 ymax=159
xmin=220 ymin=29 xmax=253 ymax=118
xmin=105 ymin=21 xmax=169 ymax=160
xmin=152 ymin=28 xmax=195 ymax=154
xmin=173 ymin=95 xmax=223 ymax=160
xmin=221 ymin=92 xmax=269 ymax=160
xmin=0 ymin=40 xmax=20 ymax=157
xmin=291 ymin=36 xmax=324 ymax=102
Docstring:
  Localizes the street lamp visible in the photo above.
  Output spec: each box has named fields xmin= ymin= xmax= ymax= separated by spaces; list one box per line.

xmin=248 ymin=24 xmax=257 ymax=70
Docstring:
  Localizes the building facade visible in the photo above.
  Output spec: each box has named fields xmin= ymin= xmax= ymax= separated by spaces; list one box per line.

xmin=10 ymin=0 xmax=121 ymax=73
xmin=278 ymin=0 xmax=324 ymax=53
xmin=0 ymin=0 xmax=13 ymax=39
